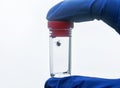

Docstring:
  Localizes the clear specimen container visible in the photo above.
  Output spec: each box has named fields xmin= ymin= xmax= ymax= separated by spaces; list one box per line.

xmin=48 ymin=21 xmax=73 ymax=77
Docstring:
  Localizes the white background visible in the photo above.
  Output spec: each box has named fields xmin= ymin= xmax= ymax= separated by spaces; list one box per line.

xmin=0 ymin=0 xmax=120 ymax=88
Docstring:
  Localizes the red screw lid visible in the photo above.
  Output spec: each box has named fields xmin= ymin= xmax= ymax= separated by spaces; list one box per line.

xmin=48 ymin=21 xmax=73 ymax=37
xmin=48 ymin=21 xmax=73 ymax=29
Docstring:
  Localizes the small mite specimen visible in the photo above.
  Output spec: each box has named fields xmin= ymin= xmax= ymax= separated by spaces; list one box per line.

xmin=56 ymin=41 xmax=61 ymax=46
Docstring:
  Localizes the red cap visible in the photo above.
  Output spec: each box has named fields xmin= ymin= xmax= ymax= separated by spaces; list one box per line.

xmin=48 ymin=21 xmax=73 ymax=37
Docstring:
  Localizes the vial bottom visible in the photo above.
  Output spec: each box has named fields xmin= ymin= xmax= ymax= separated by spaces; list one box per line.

xmin=50 ymin=71 xmax=71 ymax=78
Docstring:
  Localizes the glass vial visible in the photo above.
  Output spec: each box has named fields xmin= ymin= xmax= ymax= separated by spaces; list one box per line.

xmin=48 ymin=21 xmax=73 ymax=77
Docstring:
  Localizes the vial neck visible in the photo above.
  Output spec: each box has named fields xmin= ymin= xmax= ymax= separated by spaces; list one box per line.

xmin=50 ymin=29 xmax=71 ymax=38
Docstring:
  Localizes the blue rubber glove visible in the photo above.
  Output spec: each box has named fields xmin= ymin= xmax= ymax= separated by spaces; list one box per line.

xmin=47 ymin=0 xmax=120 ymax=34
xmin=46 ymin=0 xmax=120 ymax=88
xmin=45 ymin=76 xmax=120 ymax=88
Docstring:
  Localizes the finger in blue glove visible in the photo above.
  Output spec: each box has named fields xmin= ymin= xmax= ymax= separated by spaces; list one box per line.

xmin=47 ymin=0 xmax=120 ymax=34
xmin=45 ymin=76 xmax=120 ymax=88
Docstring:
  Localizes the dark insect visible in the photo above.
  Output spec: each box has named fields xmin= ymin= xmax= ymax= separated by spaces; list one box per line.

xmin=56 ymin=41 xmax=61 ymax=46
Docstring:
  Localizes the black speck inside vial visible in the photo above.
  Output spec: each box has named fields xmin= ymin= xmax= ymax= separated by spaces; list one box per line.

xmin=56 ymin=41 xmax=61 ymax=46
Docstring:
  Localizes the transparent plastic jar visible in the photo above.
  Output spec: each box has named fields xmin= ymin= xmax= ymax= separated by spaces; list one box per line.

xmin=48 ymin=21 xmax=73 ymax=77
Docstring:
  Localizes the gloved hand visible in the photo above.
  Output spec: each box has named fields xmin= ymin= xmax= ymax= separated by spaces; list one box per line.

xmin=47 ymin=0 xmax=120 ymax=34
xmin=46 ymin=0 xmax=120 ymax=88
xmin=45 ymin=76 xmax=120 ymax=88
